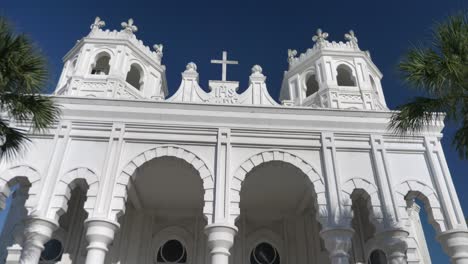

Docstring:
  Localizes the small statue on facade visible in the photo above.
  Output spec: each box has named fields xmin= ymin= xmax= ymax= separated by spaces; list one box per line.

xmin=153 ymin=44 xmax=164 ymax=56
xmin=344 ymin=30 xmax=359 ymax=48
xmin=312 ymin=28 xmax=329 ymax=48
xmin=287 ymin=49 xmax=298 ymax=65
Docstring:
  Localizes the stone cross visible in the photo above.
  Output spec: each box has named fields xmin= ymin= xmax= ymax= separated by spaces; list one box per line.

xmin=312 ymin=28 xmax=329 ymax=44
xmin=121 ymin=18 xmax=138 ymax=33
xmin=345 ymin=30 xmax=358 ymax=47
xmin=90 ymin=17 xmax=105 ymax=30
xmin=211 ymin=51 xmax=238 ymax=81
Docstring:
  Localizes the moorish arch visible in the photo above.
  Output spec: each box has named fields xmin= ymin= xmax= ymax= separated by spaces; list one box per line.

xmin=341 ymin=178 xmax=384 ymax=229
xmin=394 ymin=180 xmax=446 ymax=233
xmin=229 ymin=149 xmax=327 ymax=224
xmin=0 ymin=165 xmax=41 ymax=213
xmin=110 ymin=145 xmax=215 ymax=223
xmin=47 ymin=167 xmax=99 ymax=222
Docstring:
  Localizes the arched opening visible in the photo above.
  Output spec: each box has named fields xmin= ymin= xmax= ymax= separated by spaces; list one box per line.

xmin=350 ymin=190 xmax=377 ymax=263
xmin=90 ymin=52 xmax=111 ymax=75
xmin=107 ymin=156 xmax=205 ymax=263
xmin=404 ymin=194 xmax=446 ymax=263
xmin=49 ymin=179 xmax=89 ymax=263
xmin=125 ymin=63 xmax=143 ymax=90
xmin=66 ymin=59 xmax=77 ymax=78
xmin=368 ymin=249 xmax=387 ymax=264
xmin=0 ymin=178 xmax=30 ymax=262
xmin=235 ymin=161 xmax=323 ymax=264
xmin=369 ymin=75 xmax=377 ymax=91
xmin=336 ymin=65 xmax=356 ymax=86
xmin=305 ymin=73 xmax=319 ymax=97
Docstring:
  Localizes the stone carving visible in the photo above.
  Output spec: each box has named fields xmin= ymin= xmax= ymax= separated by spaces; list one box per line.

xmin=153 ymin=44 xmax=163 ymax=56
xmin=344 ymin=30 xmax=358 ymax=48
xmin=251 ymin=65 xmax=263 ymax=75
xmin=90 ymin=17 xmax=105 ymax=31
xmin=121 ymin=18 xmax=138 ymax=33
xmin=185 ymin=62 xmax=198 ymax=72
xmin=312 ymin=28 xmax=329 ymax=47
xmin=287 ymin=49 xmax=298 ymax=64
xmin=206 ymin=83 xmax=239 ymax=104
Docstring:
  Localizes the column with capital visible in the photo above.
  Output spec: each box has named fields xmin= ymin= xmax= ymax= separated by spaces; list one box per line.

xmin=19 ymin=217 xmax=58 ymax=264
xmin=205 ymin=223 xmax=237 ymax=264
xmin=84 ymin=218 xmax=119 ymax=264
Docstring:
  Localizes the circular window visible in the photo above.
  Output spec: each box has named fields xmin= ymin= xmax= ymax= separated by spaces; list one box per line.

xmin=157 ymin=239 xmax=187 ymax=263
xmin=40 ymin=239 xmax=63 ymax=262
xmin=250 ymin=242 xmax=280 ymax=264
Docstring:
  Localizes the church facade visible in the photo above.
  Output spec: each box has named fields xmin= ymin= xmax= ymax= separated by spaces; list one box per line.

xmin=0 ymin=17 xmax=467 ymax=264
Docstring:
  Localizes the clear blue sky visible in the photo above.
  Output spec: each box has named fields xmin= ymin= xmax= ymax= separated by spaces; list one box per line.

xmin=1 ymin=0 xmax=467 ymax=262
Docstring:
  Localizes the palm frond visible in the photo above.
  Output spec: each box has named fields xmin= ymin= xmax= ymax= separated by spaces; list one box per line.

xmin=0 ymin=120 xmax=29 ymax=160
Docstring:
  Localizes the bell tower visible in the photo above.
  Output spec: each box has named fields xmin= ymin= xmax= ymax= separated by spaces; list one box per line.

xmin=280 ymin=29 xmax=387 ymax=110
xmin=54 ymin=17 xmax=168 ymax=100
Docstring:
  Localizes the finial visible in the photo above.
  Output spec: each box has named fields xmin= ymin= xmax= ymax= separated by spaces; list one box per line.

xmin=287 ymin=49 xmax=298 ymax=64
xmin=251 ymin=65 xmax=263 ymax=75
xmin=344 ymin=30 xmax=358 ymax=48
xmin=186 ymin=62 xmax=198 ymax=72
xmin=312 ymin=28 xmax=329 ymax=45
xmin=121 ymin=18 xmax=138 ymax=33
xmin=90 ymin=16 xmax=105 ymax=30
xmin=153 ymin=44 xmax=164 ymax=55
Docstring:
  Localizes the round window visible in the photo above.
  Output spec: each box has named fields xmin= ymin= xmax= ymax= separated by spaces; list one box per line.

xmin=40 ymin=239 xmax=63 ymax=262
xmin=157 ymin=239 xmax=187 ymax=263
xmin=250 ymin=242 xmax=280 ymax=264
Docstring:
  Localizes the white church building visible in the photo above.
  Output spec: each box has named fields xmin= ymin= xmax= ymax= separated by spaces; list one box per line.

xmin=0 ymin=17 xmax=467 ymax=264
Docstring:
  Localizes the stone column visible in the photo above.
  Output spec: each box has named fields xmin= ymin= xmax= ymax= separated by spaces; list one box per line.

xmin=320 ymin=227 xmax=354 ymax=264
xmin=205 ymin=223 xmax=237 ymax=264
xmin=19 ymin=217 xmax=58 ymax=264
xmin=377 ymin=229 xmax=409 ymax=264
xmin=84 ymin=218 xmax=119 ymax=264
xmin=438 ymin=229 xmax=468 ymax=264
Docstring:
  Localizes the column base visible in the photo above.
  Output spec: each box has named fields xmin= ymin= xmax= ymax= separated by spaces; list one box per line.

xmin=438 ymin=229 xmax=468 ymax=264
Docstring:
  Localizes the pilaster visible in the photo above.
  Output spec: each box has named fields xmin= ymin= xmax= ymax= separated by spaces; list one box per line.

xmin=214 ymin=128 xmax=231 ymax=222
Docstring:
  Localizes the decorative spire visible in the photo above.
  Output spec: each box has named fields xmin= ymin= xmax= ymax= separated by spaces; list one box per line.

xmin=90 ymin=16 xmax=105 ymax=31
xmin=312 ymin=28 xmax=329 ymax=47
xmin=344 ymin=30 xmax=358 ymax=48
xmin=121 ymin=18 xmax=138 ymax=33
xmin=153 ymin=44 xmax=164 ymax=56
xmin=287 ymin=49 xmax=298 ymax=65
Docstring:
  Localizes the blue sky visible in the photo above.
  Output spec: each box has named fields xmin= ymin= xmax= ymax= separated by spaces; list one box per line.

xmin=1 ymin=0 xmax=467 ymax=262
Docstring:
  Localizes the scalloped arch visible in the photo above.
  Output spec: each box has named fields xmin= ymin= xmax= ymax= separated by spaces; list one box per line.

xmin=47 ymin=167 xmax=99 ymax=221
xmin=0 ymin=165 xmax=41 ymax=212
xmin=394 ymin=180 xmax=445 ymax=233
xmin=341 ymin=178 xmax=384 ymax=229
xmin=110 ymin=145 xmax=214 ymax=223
xmin=229 ymin=150 xmax=327 ymax=225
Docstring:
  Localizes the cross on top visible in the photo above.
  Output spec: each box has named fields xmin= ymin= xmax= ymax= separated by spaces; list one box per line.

xmin=121 ymin=18 xmax=138 ymax=33
xmin=211 ymin=51 xmax=238 ymax=81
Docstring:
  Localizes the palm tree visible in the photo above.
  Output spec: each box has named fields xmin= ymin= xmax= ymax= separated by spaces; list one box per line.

xmin=0 ymin=17 xmax=60 ymax=159
xmin=390 ymin=12 xmax=468 ymax=158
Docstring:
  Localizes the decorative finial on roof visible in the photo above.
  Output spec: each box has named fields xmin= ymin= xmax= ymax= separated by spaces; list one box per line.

xmin=153 ymin=44 xmax=164 ymax=56
xmin=251 ymin=65 xmax=263 ymax=75
xmin=344 ymin=30 xmax=358 ymax=48
xmin=287 ymin=49 xmax=298 ymax=65
xmin=90 ymin=17 xmax=105 ymax=31
xmin=185 ymin=62 xmax=198 ymax=72
xmin=312 ymin=28 xmax=329 ymax=46
xmin=121 ymin=18 xmax=138 ymax=33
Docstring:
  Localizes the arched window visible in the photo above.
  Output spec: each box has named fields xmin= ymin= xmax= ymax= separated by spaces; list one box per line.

xmin=250 ymin=242 xmax=280 ymax=264
xmin=336 ymin=64 xmax=356 ymax=86
xmin=40 ymin=239 xmax=63 ymax=263
xmin=157 ymin=239 xmax=187 ymax=263
xmin=126 ymin=63 xmax=143 ymax=90
xmin=305 ymin=73 xmax=319 ymax=97
xmin=90 ymin=53 xmax=110 ymax=75
xmin=368 ymin=249 xmax=387 ymax=264
xmin=66 ymin=59 xmax=77 ymax=77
